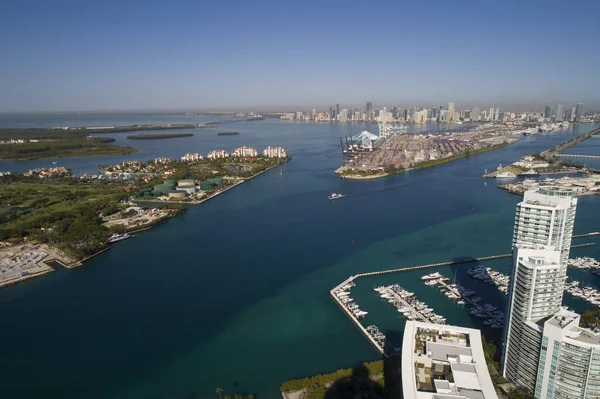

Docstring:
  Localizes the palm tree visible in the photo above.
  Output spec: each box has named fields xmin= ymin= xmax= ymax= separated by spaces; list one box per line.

xmin=225 ymin=395 xmax=231 ymax=399
xmin=234 ymin=394 xmax=242 ymax=399
xmin=248 ymin=395 xmax=255 ymax=399
xmin=216 ymin=387 xmax=223 ymax=399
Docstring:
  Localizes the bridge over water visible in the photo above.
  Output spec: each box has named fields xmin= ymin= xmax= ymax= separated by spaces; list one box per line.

xmin=560 ymin=154 xmax=600 ymax=159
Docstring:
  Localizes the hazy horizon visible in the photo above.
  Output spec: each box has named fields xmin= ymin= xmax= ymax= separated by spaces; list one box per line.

xmin=2 ymin=0 xmax=599 ymax=113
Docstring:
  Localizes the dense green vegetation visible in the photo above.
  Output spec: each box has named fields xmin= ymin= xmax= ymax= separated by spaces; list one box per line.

xmin=0 ymin=128 xmax=137 ymax=160
xmin=482 ymin=337 xmax=534 ymax=399
xmin=0 ymin=138 xmax=137 ymax=160
xmin=0 ymin=176 xmax=127 ymax=258
xmin=580 ymin=309 xmax=600 ymax=328
xmin=507 ymin=387 xmax=534 ymax=399
xmin=481 ymin=337 xmax=507 ymax=387
xmin=280 ymin=361 xmax=384 ymax=399
xmin=0 ymin=174 xmax=184 ymax=260
xmin=126 ymin=133 xmax=194 ymax=140
xmin=383 ymin=164 xmax=405 ymax=175
xmin=178 ymin=157 xmax=288 ymax=182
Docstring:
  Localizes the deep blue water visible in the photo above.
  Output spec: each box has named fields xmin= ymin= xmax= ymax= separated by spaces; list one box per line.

xmin=0 ymin=115 xmax=598 ymax=399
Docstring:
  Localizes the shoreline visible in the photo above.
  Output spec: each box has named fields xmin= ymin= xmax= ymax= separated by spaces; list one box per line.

xmin=137 ymin=159 xmax=288 ymax=205
xmin=341 ymin=173 xmax=388 ymax=180
xmin=0 ymin=162 xmax=286 ymax=289
xmin=0 ymin=148 xmax=139 ymax=162
xmin=0 ymin=267 xmax=55 ymax=288
xmin=0 ymin=244 xmax=75 ymax=288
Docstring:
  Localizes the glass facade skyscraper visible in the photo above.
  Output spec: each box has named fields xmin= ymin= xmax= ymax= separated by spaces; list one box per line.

xmin=575 ymin=103 xmax=584 ymax=122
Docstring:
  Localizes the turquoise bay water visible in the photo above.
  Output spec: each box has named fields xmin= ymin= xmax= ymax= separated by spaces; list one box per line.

xmin=0 ymin=116 xmax=599 ymax=399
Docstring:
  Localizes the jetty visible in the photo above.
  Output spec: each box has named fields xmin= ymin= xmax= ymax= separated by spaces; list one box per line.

xmin=375 ymin=285 xmax=446 ymax=325
xmin=353 ymin=243 xmax=593 ymax=279
xmin=330 ymin=277 xmax=385 ymax=355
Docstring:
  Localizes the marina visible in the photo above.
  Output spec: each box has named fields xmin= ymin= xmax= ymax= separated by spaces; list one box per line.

xmin=467 ymin=265 xmax=509 ymax=293
xmin=467 ymin=263 xmax=600 ymax=308
xmin=374 ymin=284 xmax=446 ymax=324
xmin=565 ymin=281 xmax=600 ymax=306
xmin=568 ymin=256 xmax=600 ymax=275
xmin=421 ymin=273 xmax=506 ymax=329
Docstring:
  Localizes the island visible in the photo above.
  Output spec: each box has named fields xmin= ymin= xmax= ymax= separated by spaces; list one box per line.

xmin=0 ymin=145 xmax=289 ymax=288
xmin=0 ymin=128 xmax=138 ymax=160
xmin=126 ymin=133 xmax=194 ymax=140
xmin=217 ymin=132 xmax=240 ymax=136
xmin=0 ymin=123 xmax=223 ymax=160
xmin=335 ymin=123 xmax=523 ymax=179
xmin=483 ymin=126 xmax=599 ymax=179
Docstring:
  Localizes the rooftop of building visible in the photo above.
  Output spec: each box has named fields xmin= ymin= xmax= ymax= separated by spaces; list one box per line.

xmin=541 ymin=309 xmax=600 ymax=347
xmin=401 ymin=321 xmax=498 ymax=399
xmin=520 ymin=187 xmax=577 ymax=209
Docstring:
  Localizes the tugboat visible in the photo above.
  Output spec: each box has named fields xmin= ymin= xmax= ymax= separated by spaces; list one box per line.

xmin=328 ymin=193 xmax=345 ymax=200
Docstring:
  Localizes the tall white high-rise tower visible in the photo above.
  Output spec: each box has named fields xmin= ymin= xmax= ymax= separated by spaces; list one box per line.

xmin=502 ymin=187 xmax=578 ymax=390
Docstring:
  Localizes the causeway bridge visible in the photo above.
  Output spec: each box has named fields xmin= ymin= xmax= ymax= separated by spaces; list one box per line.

xmin=559 ymin=154 xmax=600 ymax=159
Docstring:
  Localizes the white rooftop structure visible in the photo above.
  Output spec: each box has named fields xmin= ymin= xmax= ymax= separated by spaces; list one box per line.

xmin=402 ymin=321 xmax=498 ymax=399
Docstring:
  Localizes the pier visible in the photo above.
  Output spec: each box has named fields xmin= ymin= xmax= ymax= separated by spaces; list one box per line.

xmin=352 ymin=243 xmax=594 ymax=279
xmin=573 ymin=232 xmax=600 ymax=238
xmin=424 ymin=275 xmax=505 ymax=328
xmin=330 ymin=277 xmax=385 ymax=355
xmin=376 ymin=285 xmax=445 ymax=324
xmin=468 ymin=263 xmax=600 ymax=308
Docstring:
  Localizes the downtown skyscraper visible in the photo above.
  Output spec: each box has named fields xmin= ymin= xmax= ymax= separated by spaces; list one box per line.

xmin=575 ymin=103 xmax=585 ymax=122
xmin=554 ymin=104 xmax=564 ymax=122
xmin=501 ymin=187 xmax=600 ymax=398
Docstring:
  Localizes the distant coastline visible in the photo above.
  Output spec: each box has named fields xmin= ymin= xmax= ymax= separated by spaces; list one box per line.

xmin=217 ymin=132 xmax=239 ymax=136
xmin=126 ymin=133 xmax=194 ymax=140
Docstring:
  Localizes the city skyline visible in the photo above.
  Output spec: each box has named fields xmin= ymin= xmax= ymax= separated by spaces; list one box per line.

xmin=2 ymin=0 xmax=600 ymax=112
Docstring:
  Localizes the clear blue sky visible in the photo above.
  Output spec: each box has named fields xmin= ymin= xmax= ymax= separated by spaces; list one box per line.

xmin=1 ymin=0 xmax=599 ymax=112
